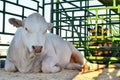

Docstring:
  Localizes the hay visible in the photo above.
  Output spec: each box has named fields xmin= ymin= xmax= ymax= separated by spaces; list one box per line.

xmin=0 ymin=64 xmax=120 ymax=80
xmin=0 ymin=69 xmax=79 ymax=80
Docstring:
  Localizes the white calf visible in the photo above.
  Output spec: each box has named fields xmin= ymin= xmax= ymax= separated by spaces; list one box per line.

xmin=5 ymin=13 xmax=104 ymax=73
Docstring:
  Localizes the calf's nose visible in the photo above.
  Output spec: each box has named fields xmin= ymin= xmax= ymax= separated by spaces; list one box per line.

xmin=32 ymin=46 xmax=43 ymax=53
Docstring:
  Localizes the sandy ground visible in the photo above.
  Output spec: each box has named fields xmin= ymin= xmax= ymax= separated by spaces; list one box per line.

xmin=0 ymin=64 xmax=120 ymax=80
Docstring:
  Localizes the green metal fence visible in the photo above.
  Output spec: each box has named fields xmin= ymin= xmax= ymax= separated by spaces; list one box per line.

xmin=85 ymin=0 xmax=120 ymax=65
xmin=46 ymin=0 xmax=120 ymax=65
xmin=47 ymin=0 xmax=89 ymax=54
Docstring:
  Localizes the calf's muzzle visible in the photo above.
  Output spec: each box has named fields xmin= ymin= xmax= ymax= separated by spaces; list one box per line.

xmin=32 ymin=46 xmax=43 ymax=53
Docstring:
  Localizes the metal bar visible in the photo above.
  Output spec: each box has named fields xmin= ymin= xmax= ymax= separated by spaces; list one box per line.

xmin=1 ymin=0 xmax=38 ymax=11
xmin=55 ymin=1 xmax=60 ymax=35
xmin=2 ymin=1 xmax=6 ymax=33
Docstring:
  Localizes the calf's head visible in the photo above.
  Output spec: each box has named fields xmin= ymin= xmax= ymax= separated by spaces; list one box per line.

xmin=9 ymin=13 xmax=53 ymax=54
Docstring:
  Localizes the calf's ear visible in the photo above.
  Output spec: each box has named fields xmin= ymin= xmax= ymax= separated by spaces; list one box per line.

xmin=43 ymin=23 xmax=54 ymax=34
xmin=9 ymin=18 xmax=24 ymax=27
xmin=47 ymin=23 xmax=54 ymax=30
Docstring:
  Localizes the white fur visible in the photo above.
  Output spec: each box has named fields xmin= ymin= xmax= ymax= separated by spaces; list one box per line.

xmin=5 ymin=13 xmax=87 ymax=73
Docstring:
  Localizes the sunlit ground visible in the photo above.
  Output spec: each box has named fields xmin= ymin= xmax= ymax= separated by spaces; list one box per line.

xmin=73 ymin=64 xmax=120 ymax=80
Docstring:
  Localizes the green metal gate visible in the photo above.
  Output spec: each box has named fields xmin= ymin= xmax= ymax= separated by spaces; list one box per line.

xmin=46 ymin=0 xmax=120 ymax=65
xmin=85 ymin=0 xmax=120 ymax=65
xmin=47 ymin=0 xmax=89 ymax=54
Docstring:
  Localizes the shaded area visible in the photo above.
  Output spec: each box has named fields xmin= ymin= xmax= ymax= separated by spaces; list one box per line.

xmin=98 ymin=0 xmax=120 ymax=6
xmin=98 ymin=0 xmax=120 ymax=13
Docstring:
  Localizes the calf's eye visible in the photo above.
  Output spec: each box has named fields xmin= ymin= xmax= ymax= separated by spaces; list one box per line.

xmin=25 ymin=27 xmax=28 ymax=31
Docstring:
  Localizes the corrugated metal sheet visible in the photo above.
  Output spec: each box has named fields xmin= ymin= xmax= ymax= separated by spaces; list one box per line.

xmin=98 ymin=0 xmax=120 ymax=13
xmin=98 ymin=0 xmax=120 ymax=6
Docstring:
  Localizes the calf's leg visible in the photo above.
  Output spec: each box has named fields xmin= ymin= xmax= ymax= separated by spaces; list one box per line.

xmin=66 ymin=63 xmax=82 ymax=70
xmin=5 ymin=59 xmax=17 ymax=72
xmin=42 ymin=56 xmax=61 ymax=73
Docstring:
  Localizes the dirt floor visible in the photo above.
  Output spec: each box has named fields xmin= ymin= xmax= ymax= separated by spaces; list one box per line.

xmin=0 ymin=64 xmax=120 ymax=80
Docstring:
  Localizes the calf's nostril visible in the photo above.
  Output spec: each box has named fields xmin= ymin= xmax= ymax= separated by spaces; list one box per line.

xmin=32 ymin=46 xmax=35 ymax=49
xmin=40 ymin=46 xmax=43 ymax=49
